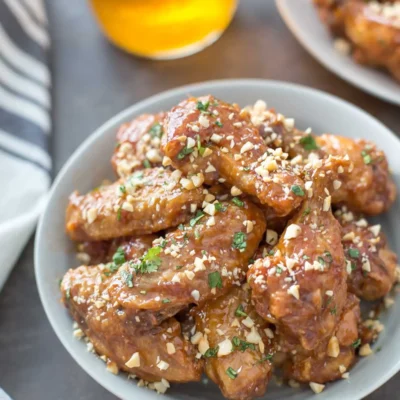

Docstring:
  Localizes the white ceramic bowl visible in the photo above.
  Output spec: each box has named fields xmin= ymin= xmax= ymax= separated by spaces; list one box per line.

xmin=276 ymin=0 xmax=400 ymax=106
xmin=35 ymin=80 xmax=400 ymax=400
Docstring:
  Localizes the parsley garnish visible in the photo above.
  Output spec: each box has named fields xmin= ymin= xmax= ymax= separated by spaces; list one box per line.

xmin=352 ymin=339 xmax=361 ymax=349
xmin=361 ymin=150 xmax=372 ymax=165
xmin=214 ymin=202 xmax=227 ymax=212
xmin=232 ymin=197 xmax=244 ymax=207
xmin=120 ymin=269 xmax=133 ymax=288
xmin=117 ymin=206 xmax=122 ymax=221
xmin=348 ymin=248 xmax=360 ymax=259
xmin=299 ymin=134 xmax=319 ymax=150
xmin=232 ymin=336 xmax=256 ymax=352
xmin=330 ymin=306 xmax=337 ymax=315
xmin=208 ymin=271 xmax=223 ymax=289
xmin=291 ymin=185 xmax=305 ymax=196
xmin=162 ymin=298 xmax=171 ymax=304
xmin=160 ymin=239 xmax=167 ymax=248
xmin=190 ymin=211 xmax=205 ymax=227
xmin=232 ymin=232 xmax=247 ymax=252
xmin=112 ymin=247 xmax=126 ymax=265
xmin=257 ymin=354 xmax=273 ymax=364
xmin=226 ymin=367 xmax=238 ymax=380
xmin=149 ymin=122 xmax=163 ymax=138
xmin=177 ymin=146 xmax=194 ymax=160
xmin=196 ymin=100 xmax=210 ymax=113
xmin=196 ymin=135 xmax=206 ymax=156
xmin=119 ymin=185 xmax=126 ymax=194
xmin=176 ymin=265 xmax=183 ymax=270
xmin=131 ymin=247 xmax=162 ymax=274
xmin=323 ymin=251 xmax=333 ymax=263
xmin=235 ymin=304 xmax=247 ymax=317
xmin=276 ymin=266 xmax=283 ymax=274
xmin=303 ymin=207 xmax=311 ymax=216
xmin=204 ymin=346 xmax=219 ymax=358
xmin=143 ymin=159 xmax=151 ymax=168
xmin=215 ymin=120 xmax=223 ymax=127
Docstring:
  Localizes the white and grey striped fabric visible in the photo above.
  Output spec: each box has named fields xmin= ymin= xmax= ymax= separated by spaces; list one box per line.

xmin=0 ymin=0 xmax=51 ymax=292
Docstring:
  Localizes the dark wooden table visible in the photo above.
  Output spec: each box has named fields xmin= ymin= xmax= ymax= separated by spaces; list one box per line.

xmin=0 ymin=1 xmax=399 ymax=399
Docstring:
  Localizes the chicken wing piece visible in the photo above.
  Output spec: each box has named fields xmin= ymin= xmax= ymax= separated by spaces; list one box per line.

xmin=248 ymin=157 xmax=349 ymax=351
xmin=343 ymin=1 xmax=400 ymax=82
xmin=335 ymin=207 xmax=397 ymax=300
xmin=77 ymin=235 xmax=157 ymax=265
xmin=66 ymin=167 xmax=204 ymax=241
xmin=284 ymin=293 xmax=360 ymax=384
xmin=112 ymin=113 xmax=165 ymax=177
xmin=61 ymin=265 xmax=203 ymax=383
xmin=313 ymin=0 xmax=347 ymax=36
xmin=192 ymin=285 xmax=274 ymax=400
xmin=247 ymin=101 xmax=396 ymax=216
xmin=162 ymin=95 xmax=304 ymax=216
xmin=82 ymin=199 xmax=265 ymax=329
xmin=317 ymin=134 xmax=396 ymax=215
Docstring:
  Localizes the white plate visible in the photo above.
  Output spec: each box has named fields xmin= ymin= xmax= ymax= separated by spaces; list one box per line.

xmin=276 ymin=0 xmax=400 ymax=106
xmin=35 ymin=79 xmax=400 ymax=400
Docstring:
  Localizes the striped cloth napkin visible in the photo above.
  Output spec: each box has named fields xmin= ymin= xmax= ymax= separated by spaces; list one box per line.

xmin=0 ymin=0 xmax=51 ymax=292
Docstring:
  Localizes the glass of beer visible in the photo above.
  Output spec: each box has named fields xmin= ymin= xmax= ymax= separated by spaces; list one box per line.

xmin=89 ymin=0 xmax=238 ymax=59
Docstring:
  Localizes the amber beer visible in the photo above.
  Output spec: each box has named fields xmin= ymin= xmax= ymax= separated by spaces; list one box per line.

xmin=90 ymin=0 xmax=238 ymax=59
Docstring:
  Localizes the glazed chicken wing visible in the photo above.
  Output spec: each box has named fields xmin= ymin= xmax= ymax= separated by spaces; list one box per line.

xmin=77 ymin=199 xmax=265 ymax=329
xmin=162 ymin=95 xmax=304 ymax=216
xmin=247 ymin=101 xmax=396 ymax=215
xmin=248 ymin=157 xmax=349 ymax=351
xmin=192 ymin=285 xmax=274 ymax=400
xmin=284 ymin=293 xmax=360 ymax=384
xmin=335 ymin=207 xmax=397 ymax=300
xmin=61 ymin=265 xmax=203 ymax=383
xmin=66 ymin=168 xmax=204 ymax=241
xmin=112 ymin=113 xmax=165 ymax=177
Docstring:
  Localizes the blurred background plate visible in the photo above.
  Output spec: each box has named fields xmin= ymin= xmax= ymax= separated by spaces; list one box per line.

xmin=276 ymin=0 xmax=400 ymax=106
xmin=35 ymin=79 xmax=400 ymax=400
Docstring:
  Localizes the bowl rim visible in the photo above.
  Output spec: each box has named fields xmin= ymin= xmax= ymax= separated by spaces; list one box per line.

xmin=275 ymin=0 xmax=400 ymax=106
xmin=35 ymin=78 xmax=400 ymax=400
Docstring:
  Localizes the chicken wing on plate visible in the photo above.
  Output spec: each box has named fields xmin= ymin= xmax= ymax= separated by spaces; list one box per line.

xmin=248 ymin=157 xmax=349 ymax=352
xmin=335 ymin=206 xmax=397 ymax=300
xmin=66 ymin=167 xmax=204 ymax=241
xmin=192 ymin=285 xmax=274 ymax=400
xmin=112 ymin=113 xmax=165 ymax=177
xmin=246 ymin=102 xmax=396 ymax=215
xmin=66 ymin=199 xmax=265 ymax=329
xmin=61 ymin=264 xmax=203 ymax=383
xmin=284 ymin=293 xmax=360 ymax=384
xmin=162 ymin=95 xmax=304 ymax=216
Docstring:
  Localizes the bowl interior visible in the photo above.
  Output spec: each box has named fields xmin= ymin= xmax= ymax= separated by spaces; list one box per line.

xmin=276 ymin=0 xmax=400 ymax=105
xmin=35 ymin=80 xmax=400 ymax=400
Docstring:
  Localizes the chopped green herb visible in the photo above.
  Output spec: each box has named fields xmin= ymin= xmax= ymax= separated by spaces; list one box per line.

xmin=178 ymin=224 xmax=185 ymax=230
xmin=65 ymin=288 xmax=71 ymax=300
xmin=323 ymin=251 xmax=333 ymax=263
xmin=348 ymin=248 xmax=360 ymax=259
xmin=196 ymin=100 xmax=210 ymax=113
xmin=177 ymin=146 xmax=194 ymax=160
xmin=257 ymin=354 xmax=274 ymax=364
xmin=303 ymin=255 xmax=310 ymax=260
xmin=143 ymin=159 xmax=151 ymax=168
xmin=303 ymin=207 xmax=311 ymax=216
xmin=232 ymin=232 xmax=247 ymax=252
xmin=299 ymin=134 xmax=319 ymax=150
xmin=232 ymin=336 xmax=256 ymax=352
xmin=159 ymin=239 xmax=167 ymax=248
xmin=215 ymin=120 xmax=223 ymax=127
xmin=204 ymin=346 xmax=219 ymax=358
xmin=58 ymin=278 xmax=62 ymax=288
xmin=330 ymin=306 xmax=337 ymax=315
xmin=352 ymin=339 xmax=361 ymax=349
xmin=214 ymin=202 xmax=227 ymax=212
xmin=119 ymin=185 xmax=126 ymax=194
xmin=162 ymin=298 xmax=171 ymax=304
xmin=208 ymin=271 xmax=223 ymax=289
xmin=226 ymin=367 xmax=238 ymax=380
xmin=291 ymin=185 xmax=305 ymax=197
xmin=131 ymin=247 xmax=162 ymax=274
xmin=117 ymin=206 xmax=122 ymax=221
xmin=196 ymin=135 xmax=206 ymax=156
xmin=351 ymin=262 xmax=356 ymax=271
xmin=112 ymin=247 xmax=126 ymax=265
xmin=243 ymin=166 xmax=251 ymax=171
xmin=120 ymin=269 xmax=133 ymax=288
xmin=176 ymin=265 xmax=183 ymax=270
xmin=235 ymin=304 xmax=247 ymax=318
xmin=232 ymin=197 xmax=244 ymax=207
xmin=318 ymin=256 xmax=326 ymax=266
xmin=190 ymin=211 xmax=205 ymax=227
xmin=361 ymin=150 xmax=372 ymax=165
xmin=195 ymin=230 xmax=201 ymax=239
xmin=276 ymin=266 xmax=283 ymax=275
xmin=149 ymin=122 xmax=163 ymax=138
xmin=268 ymin=249 xmax=276 ymax=256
